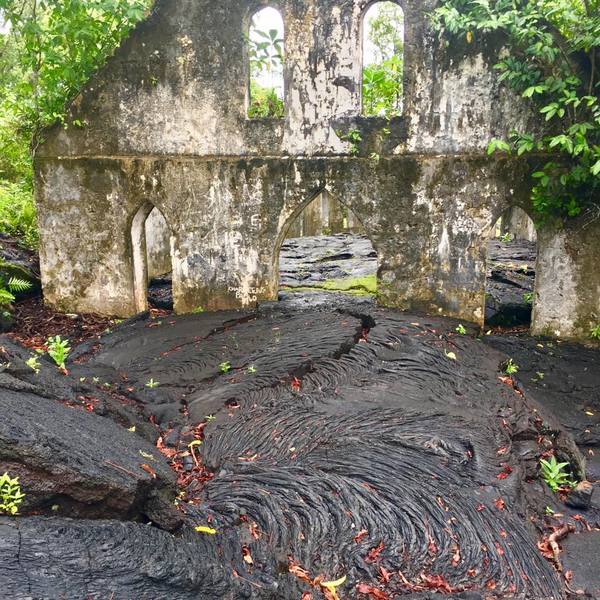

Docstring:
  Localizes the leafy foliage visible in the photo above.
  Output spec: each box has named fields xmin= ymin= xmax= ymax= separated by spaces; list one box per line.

xmin=362 ymin=2 xmax=404 ymax=117
xmin=0 ymin=0 xmax=152 ymax=138
xmin=46 ymin=335 xmax=70 ymax=369
xmin=0 ymin=181 xmax=37 ymax=248
xmin=0 ymin=472 xmax=25 ymax=515
xmin=0 ymin=0 xmax=152 ymax=247
xmin=540 ymin=455 xmax=577 ymax=491
xmin=248 ymin=82 xmax=284 ymax=119
xmin=0 ymin=268 xmax=32 ymax=307
xmin=433 ymin=0 xmax=600 ymax=220
xmin=590 ymin=323 xmax=600 ymax=339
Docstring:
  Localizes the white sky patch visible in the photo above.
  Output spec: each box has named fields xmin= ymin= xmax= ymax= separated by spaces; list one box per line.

xmin=363 ymin=3 xmax=404 ymax=66
xmin=0 ymin=10 xmax=10 ymax=35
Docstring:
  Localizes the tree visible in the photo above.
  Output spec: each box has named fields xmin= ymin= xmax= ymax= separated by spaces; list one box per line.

xmin=434 ymin=0 xmax=600 ymax=221
xmin=0 ymin=0 xmax=152 ymax=248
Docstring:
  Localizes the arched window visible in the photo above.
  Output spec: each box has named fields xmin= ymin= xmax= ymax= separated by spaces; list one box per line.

xmin=486 ymin=207 xmax=537 ymax=327
xmin=247 ymin=7 xmax=285 ymax=118
xmin=278 ymin=191 xmax=378 ymax=300
xmin=362 ymin=1 xmax=405 ymax=117
xmin=131 ymin=203 xmax=173 ymax=313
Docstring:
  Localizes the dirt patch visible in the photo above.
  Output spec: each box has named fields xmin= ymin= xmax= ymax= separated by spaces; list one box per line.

xmin=7 ymin=296 xmax=117 ymax=349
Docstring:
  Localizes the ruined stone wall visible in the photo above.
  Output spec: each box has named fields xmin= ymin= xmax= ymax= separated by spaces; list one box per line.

xmin=34 ymin=0 xmax=600 ymax=338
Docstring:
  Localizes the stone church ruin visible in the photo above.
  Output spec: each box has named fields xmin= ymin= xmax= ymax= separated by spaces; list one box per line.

xmin=34 ymin=0 xmax=600 ymax=338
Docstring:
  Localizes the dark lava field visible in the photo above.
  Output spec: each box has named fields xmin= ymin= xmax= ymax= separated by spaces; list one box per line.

xmin=1 ymin=290 xmax=599 ymax=599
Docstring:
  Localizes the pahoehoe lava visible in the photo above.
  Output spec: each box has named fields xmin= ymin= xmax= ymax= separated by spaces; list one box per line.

xmin=0 ymin=305 xmax=571 ymax=599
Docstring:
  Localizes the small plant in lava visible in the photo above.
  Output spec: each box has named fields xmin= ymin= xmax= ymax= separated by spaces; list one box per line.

xmin=523 ymin=292 xmax=534 ymax=305
xmin=455 ymin=324 xmax=467 ymax=335
xmin=192 ymin=306 xmax=205 ymax=314
xmin=500 ymin=232 xmax=513 ymax=243
xmin=246 ymin=365 xmax=257 ymax=374
xmin=46 ymin=336 xmax=70 ymax=370
xmin=540 ymin=455 xmax=577 ymax=492
xmin=590 ymin=324 xmax=600 ymax=340
xmin=25 ymin=356 xmax=40 ymax=374
xmin=145 ymin=378 xmax=160 ymax=389
xmin=0 ymin=472 xmax=25 ymax=515
xmin=503 ymin=358 xmax=519 ymax=375
xmin=220 ymin=361 xmax=231 ymax=374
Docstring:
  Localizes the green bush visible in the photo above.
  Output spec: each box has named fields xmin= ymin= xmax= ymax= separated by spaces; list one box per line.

xmin=0 ymin=181 xmax=38 ymax=249
xmin=248 ymin=83 xmax=284 ymax=119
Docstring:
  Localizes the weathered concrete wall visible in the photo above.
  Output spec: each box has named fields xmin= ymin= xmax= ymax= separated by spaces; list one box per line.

xmin=33 ymin=0 xmax=599 ymax=338
xmin=35 ymin=154 xmax=533 ymax=322
xmin=532 ymin=216 xmax=600 ymax=339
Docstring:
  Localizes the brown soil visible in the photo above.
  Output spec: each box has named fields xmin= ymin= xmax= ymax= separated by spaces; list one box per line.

xmin=7 ymin=296 xmax=117 ymax=350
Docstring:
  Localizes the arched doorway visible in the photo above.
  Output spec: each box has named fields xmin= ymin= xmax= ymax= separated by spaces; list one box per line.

xmin=131 ymin=203 xmax=173 ymax=313
xmin=486 ymin=207 xmax=537 ymax=329
xmin=277 ymin=191 xmax=378 ymax=302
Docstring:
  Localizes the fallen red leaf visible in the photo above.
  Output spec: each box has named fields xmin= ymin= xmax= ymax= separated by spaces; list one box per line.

xmin=140 ymin=463 xmax=157 ymax=478
xmin=494 ymin=497 xmax=506 ymax=510
xmin=357 ymin=583 xmax=390 ymax=599
xmin=496 ymin=463 xmax=513 ymax=479
xmin=420 ymin=573 xmax=455 ymax=593
xmin=379 ymin=566 xmax=392 ymax=583
xmin=242 ymin=545 xmax=253 ymax=565
xmin=365 ymin=541 xmax=384 ymax=563
xmin=451 ymin=544 xmax=461 ymax=566
xmin=288 ymin=558 xmax=311 ymax=584
xmin=354 ymin=529 xmax=368 ymax=543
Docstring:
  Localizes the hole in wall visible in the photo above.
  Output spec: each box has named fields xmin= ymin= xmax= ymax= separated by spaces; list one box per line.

xmin=131 ymin=204 xmax=173 ymax=313
xmin=248 ymin=7 xmax=285 ymax=119
xmin=278 ymin=191 xmax=378 ymax=305
xmin=362 ymin=1 xmax=404 ymax=117
xmin=485 ymin=206 xmax=537 ymax=329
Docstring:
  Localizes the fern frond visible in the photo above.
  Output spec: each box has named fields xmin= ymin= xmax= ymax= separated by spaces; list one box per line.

xmin=7 ymin=277 xmax=32 ymax=292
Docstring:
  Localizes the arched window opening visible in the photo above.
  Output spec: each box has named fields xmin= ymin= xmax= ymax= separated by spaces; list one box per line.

xmin=362 ymin=1 xmax=405 ymax=117
xmin=486 ymin=207 xmax=537 ymax=329
xmin=279 ymin=192 xmax=378 ymax=303
xmin=248 ymin=7 xmax=285 ymax=119
xmin=131 ymin=204 xmax=173 ymax=313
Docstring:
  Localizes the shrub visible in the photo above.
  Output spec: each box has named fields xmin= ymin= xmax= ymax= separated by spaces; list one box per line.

xmin=0 ymin=472 xmax=25 ymax=515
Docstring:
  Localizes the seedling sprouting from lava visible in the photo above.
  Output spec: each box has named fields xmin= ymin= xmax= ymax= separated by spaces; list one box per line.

xmin=220 ymin=361 xmax=231 ymax=373
xmin=540 ymin=455 xmax=577 ymax=492
xmin=503 ymin=358 xmax=519 ymax=375
xmin=46 ymin=336 xmax=70 ymax=370
xmin=455 ymin=324 xmax=467 ymax=335
xmin=0 ymin=472 xmax=25 ymax=515
xmin=145 ymin=378 xmax=160 ymax=389
xmin=25 ymin=356 xmax=40 ymax=374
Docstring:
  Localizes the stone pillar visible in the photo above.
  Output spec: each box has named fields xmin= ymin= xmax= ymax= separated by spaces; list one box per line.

xmin=532 ymin=216 xmax=600 ymax=339
xmin=145 ymin=207 xmax=172 ymax=279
